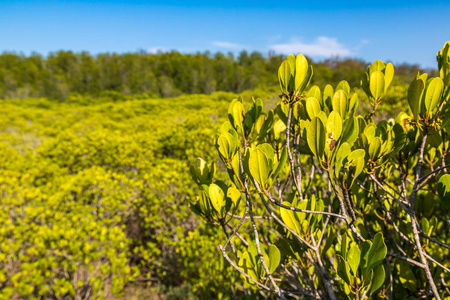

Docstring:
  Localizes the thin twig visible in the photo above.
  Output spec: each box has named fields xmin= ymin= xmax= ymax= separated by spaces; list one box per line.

xmin=386 ymin=251 xmax=425 ymax=268
xmin=265 ymin=192 xmax=345 ymax=219
xmin=238 ymin=147 xmax=285 ymax=299
xmin=219 ymin=245 xmax=272 ymax=292
xmin=304 ymin=153 xmax=316 ymax=194
xmin=370 ymin=173 xmax=411 ymax=213
xmin=227 ymin=213 xmax=272 ymax=220
xmin=221 ymin=222 xmax=240 ymax=260
xmin=225 ymin=223 xmax=249 ymax=247
xmin=286 ymin=102 xmax=303 ymax=201
xmin=409 ymin=132 xmax=441 ymax=300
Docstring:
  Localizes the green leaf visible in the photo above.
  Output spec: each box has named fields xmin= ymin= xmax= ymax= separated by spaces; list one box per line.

xmin=361 ymin=72 xmax=371 ymax=100
xmin=276 ymin=102 xmax=288 ymax=125
xmin=324 ymin=84 xmax=334 ymax=111
xmin=248 ymin=242 xmax=265 ymax=279
xmin=384 ymin=63 xmax=395 ymax=92
xmin=360 ymin=240 xmax=373 ymax=276
xmin=332 ymin=90 xmax=349 ymax=119
xmin=248 ymin=149 xmax=270 ymax=189
xmin=253 ymin=115 xmax=266 ymax=136
xmin=437 ymin=174 xmax=450 ymax=204
xmin=368 ymin=137 xmax=382 ymax=161
xmin=437 ymin=42 xmax=450 ymax=71
xmin=363 ymin=269 xmax=374 ymax=288
xmin=325 ymin=110 xmax=342 ymax=157
xmin=370 ymin=71 xmax=385 ymax=101
xmin=295 ymin=54 xmax=313 ymax=93
xmin=317 ymin=111 xmax=328 ymax=127
xmin=227 ymin=185 xmax=241 ymax=208
xmin=336 ymin=80 xmax=351 ymax=96
xmin=349 ymin=92 xmax=359 ymax=114
xmin=286 ymin=54 xmax=296 ymax=74
xmin=197 ymin=191 xmax=214 ymax=216
xmin=306 ymin=97 xmax=322 ymax=120
xmin=334 ymin=254 xmax=351 ymax=285
xmin=231 ymin=101 xmax=246 ymax=131
xmin=366 ymin=233 xmax=387 ymax=273
xmin=347 ymin=245 xmax=361 ymax=276
xmin=216 ymin=132 xmax=237 ymax=161
xmin=341 ymin=233 xmax=349 ymax=259
xmin=307 ymin=85 xmax=323 ymax=107
xmin=397 ymin=260 xmax=417 ymax=291
xmin=420 ymin=217 xmax=430 ymax=236
xmin=335 ymin=142 xmax=351 ymax=179
xmin=351 ymin=156 xmax=365 ymax=188
xmin=424 ymin=77 xmax=444 ymax=118
xmin=280 ymin=201 xmax=302 ymax=235
xmin=244 ymin=110 xmax=254 ymax=129
xmin=347 ymin=148 xmax=365 ymax=188
xmin=408 ymin=73 xmax=427 ymax=120
xmin=429 ymin=216 xmax=438 ymax=236
xmin=348 ymin=149 xmax=365 ymax=167
xmin=357 ymin=116 xmax=367 ymax=134
xmin=278 ymin=60 xmax=292 ymax=94
xmin=296 ymin=200 xmax=308 ymax=224
xmin=293 ymin=100 xmax=307 ymax=120
xmin=364 ymin=124 xmax=376 ymax=143
xmin=326 ymin=110 xmax=343 ymax=142
xmin=267 ymin=245 xmax=281 ymax=274
xmin=323 ymin=229 xmax=336 ymax=254
xmin=273 ymin=119 xmax=286 ymax=141
xmin=272 ymin=146 xmax=287 ymax=178
xmin=295 ymin=54 xmax=308 ymax=91
xmin=220 ymin=120 xmax=239 ymax=141
xmin=257 ymin=143 xmax=275 ymax=170
xmin=190 ymin=157 xmax=214 ymax=184
xmin=307 ymin=117 xmax=326 ymax=161
xmin=370 ymin=265 xmax=385 ymax=294
xmin=369 ymin=60 xmax=386 ymax=73
xmin=341 ymin=116 xmax=359 ymax=146
xmin=238 ymin=251 xmax=259 ymax=282
xmin=253 ymin=97 xmax=264 ymax=119
xmin=209 ymin=183 xmax=226 ymax=215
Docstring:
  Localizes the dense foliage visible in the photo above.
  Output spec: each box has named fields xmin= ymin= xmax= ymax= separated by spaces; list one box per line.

xmin=0 ymin=90 xmax=273 ymax=299
xmin=0 ymin=50 xmax=430 ymax=101
xmin=0 ymin=45 xmax=445 ymax=299
xmin=189 ymin=43 xmax=450 ymax=299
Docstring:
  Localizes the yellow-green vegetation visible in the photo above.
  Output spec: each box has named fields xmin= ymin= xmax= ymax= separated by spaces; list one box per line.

xmin=0 ymin=90 xmax=280 ymax=299
xmin=0 ymin=47 xmax=446 ymax=300
xmin=190 ymin=43 xmax=450 ymax=299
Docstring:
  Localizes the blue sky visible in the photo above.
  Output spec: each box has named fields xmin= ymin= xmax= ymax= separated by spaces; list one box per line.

xmin=1 ymin=0 xmax=449 ymax=68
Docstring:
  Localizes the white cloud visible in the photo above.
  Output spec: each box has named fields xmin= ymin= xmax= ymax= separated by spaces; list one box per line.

xmin=270 ymin=37 xmax=352 ymax=57
xmin=212 ymin=41 xmax=244 ymax=49
xmin=148 ymin=46 xmax=165 ymax=54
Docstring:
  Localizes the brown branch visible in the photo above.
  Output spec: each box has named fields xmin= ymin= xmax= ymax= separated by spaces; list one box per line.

xmin=219 ymin=245 xmax=273 ymax=292
xmin=265 ymin=191 xmax=345 ymax=219
xmin=409 ymin=132 xmax=441 ymax=300
xmin=286 ymin=102 xmax=303 ymax=201
xmin=238 ymin=147 xmax=285 ymax=299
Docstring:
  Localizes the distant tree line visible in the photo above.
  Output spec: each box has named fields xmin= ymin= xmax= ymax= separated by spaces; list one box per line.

xmin=0 ymin=50 xmax=432 ymax=100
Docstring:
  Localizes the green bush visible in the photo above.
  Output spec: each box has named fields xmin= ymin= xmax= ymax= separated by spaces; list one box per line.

xmin=0 ymin=92 xmax=238 ymax=298
xmin=189 ymin=44 xmax=450 ymax=299
xmin=0 ymin=45 xmax=444 ymax=299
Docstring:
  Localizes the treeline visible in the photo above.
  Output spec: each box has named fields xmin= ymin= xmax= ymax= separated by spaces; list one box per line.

xmin=0 ymin=50 xmax=431 ymax=100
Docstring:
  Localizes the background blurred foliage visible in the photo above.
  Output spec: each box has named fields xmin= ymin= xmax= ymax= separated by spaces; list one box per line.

xmin=0 ymin=50 xmax=434 ymax=101
xmin=0 ymin=91 xmax=247 ymax=299
xmin=0 ymin=50 xmax=430 ymax=299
